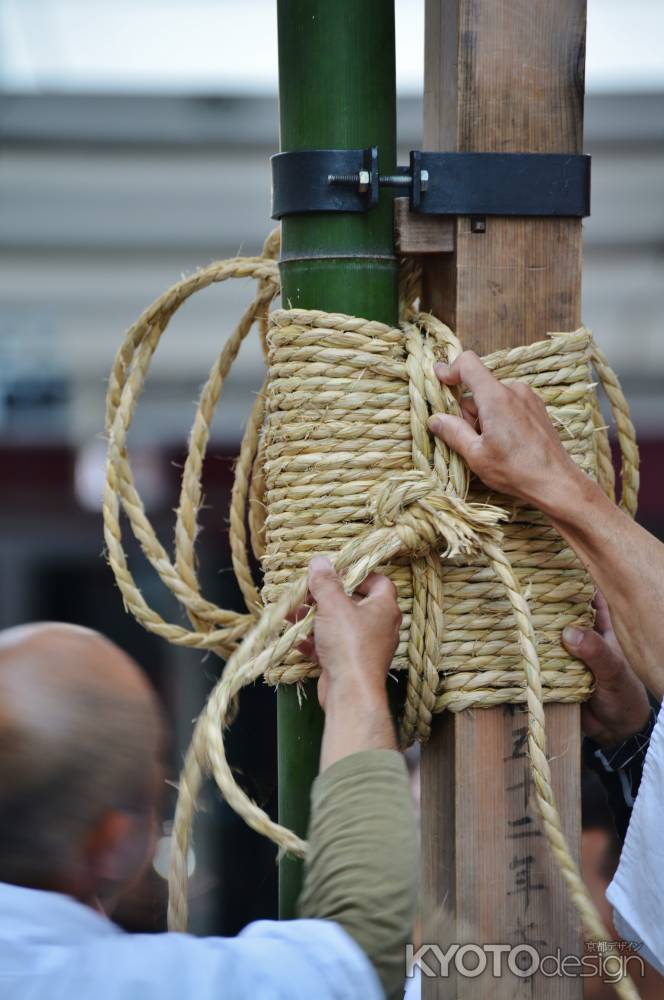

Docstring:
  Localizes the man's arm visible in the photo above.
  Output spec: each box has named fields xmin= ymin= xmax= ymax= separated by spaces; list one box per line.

xmin=296 ymin=556 xmax=401 ymax=770
xmin=295 ymin=557 xmax=417 ymax=1000
xmin=429 ymin=352 xmax=664 ymax=698
xmin=561 ymin=591 xmax=657 ymax=841
xmin=544 ymin=472 xmax=664 ymax=700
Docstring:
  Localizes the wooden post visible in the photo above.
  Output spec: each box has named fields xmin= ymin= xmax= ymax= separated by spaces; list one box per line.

xmin=421 ymin=2 xmax=586 ymax=996
xmin=276 ymin=0 xmax=399 ymax=918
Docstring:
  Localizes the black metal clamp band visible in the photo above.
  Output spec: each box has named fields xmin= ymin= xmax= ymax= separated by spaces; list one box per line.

xmin=271 ymin=146 xmax=591 ymax=220
xmin=271 ymin=147 xmax=380 ymax=217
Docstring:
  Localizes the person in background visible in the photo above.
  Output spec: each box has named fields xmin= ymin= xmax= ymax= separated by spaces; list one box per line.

xmin=568 ymin=596 xmax=663 ymax=996
xmin=0 ymin=562 xmax=416 ymax=1000
xmin=428 ymin=349 xmax=664 ymax=975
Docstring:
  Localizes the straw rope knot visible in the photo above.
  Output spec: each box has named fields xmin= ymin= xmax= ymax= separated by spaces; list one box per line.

xmin=102 ymin=235 xmax=643 ymax=997
xmin=369 ymin=471 xmax=505 ymax=554
xmin=368 ymin=469 xmax=510 ymax=748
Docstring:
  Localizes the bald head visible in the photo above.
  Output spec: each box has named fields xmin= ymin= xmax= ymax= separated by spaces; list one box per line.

xmin=0 ymin=621 xmax=157 ymax=705
xmin=0 ymin=623 xmax=163 ymax=893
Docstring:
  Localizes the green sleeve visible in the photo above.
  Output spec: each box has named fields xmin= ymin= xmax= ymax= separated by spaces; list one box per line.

xmin=298 ymin=749 xmax=418 ymax=1000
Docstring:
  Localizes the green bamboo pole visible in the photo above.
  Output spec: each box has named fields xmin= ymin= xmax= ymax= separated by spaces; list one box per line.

xmin=276 ymin=0 xmax=398 ymax=918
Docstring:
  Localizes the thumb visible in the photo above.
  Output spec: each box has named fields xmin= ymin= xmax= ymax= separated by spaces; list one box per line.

xmin=428 ymin=413 xmax=480 ymax=462
xmin=562 ymin=625 xmax=624 ymax=682
xmin=307 ymin=556 xmax=348 ymax=611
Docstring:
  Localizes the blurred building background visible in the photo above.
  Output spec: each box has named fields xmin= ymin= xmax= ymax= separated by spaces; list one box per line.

xmin=0 ymin=0 xmax=663 ymax=981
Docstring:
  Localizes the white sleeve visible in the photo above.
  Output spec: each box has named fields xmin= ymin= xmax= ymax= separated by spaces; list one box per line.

xmin=606 ymin=704 xmax=664 ymax=976
xmin=235 ymin=919 xmax=385 ymax=999
xmin=91 ymin=918 xmax=385 ymax=1000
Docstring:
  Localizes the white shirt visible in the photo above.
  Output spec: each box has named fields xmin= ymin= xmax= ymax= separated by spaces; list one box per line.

xmin=606 ymin=703 xmax=664 ymax=975
xmin=0 ymin=881 xmax=383 ymax=1000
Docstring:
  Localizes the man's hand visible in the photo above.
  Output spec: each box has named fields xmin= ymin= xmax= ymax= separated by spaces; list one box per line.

xmin=297 ymin=556 xmax=402 ymax=770
xmin=429 ymin=351 xmax=582 ymax=512
xmin=429 ymin=350 xmax=664 ymax=702
xmin=300 ymin=556 xmax=401 ymax=710
xmin=562 ymin=592 xmax=651 ymax=748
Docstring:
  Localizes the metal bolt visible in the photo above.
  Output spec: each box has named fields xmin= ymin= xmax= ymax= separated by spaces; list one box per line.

xmin=378 ymin=169 xmax=429 ymax=191
xmin=470 ymin=216 xmax=486 ymax=234
xmin=327 ymin=173 xmax=363 ymax=186
xmin=327 ymin=167 xmax=429 ymax=195
xmin=327 ymin=170 xmax=374 ymax=193
xmin=379 ymin=174 xmax=410 ymax=187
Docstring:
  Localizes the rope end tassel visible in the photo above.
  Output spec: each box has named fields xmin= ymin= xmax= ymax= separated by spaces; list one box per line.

xmin=103 ymin=232 xmax=640 ymax=999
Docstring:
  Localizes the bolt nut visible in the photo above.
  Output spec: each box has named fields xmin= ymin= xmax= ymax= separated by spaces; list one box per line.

xmin=358 ymin=170 xmax=371 ymax=193
xmin=470 ymin=216 xmax=486 ymax=234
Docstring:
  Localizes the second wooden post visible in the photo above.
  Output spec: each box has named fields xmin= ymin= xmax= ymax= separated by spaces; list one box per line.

xmin=421 ymin=1 xmax=586 ymax=997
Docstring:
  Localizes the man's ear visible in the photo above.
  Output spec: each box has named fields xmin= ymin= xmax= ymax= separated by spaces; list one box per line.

xmin=84 ymin=811 xmax=132 ymax=879
xmin=85 ymin=809 xmax=152 ymax=887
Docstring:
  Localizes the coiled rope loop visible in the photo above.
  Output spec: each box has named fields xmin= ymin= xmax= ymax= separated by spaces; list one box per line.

xmin=103 ymin=234 xmax=639 ymax=1000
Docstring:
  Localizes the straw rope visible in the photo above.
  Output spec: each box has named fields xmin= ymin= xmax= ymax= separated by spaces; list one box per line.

xmin=103 ymin=235 xmax=639 ymax=1000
